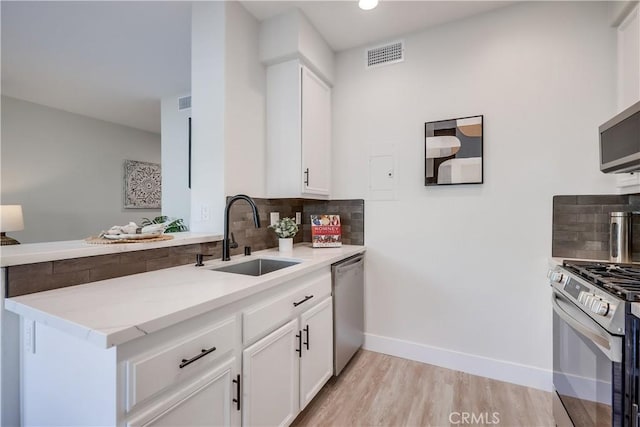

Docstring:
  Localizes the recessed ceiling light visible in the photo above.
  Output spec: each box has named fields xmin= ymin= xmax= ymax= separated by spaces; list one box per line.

xmin=359 ymin=0 xmax=378 ymax=11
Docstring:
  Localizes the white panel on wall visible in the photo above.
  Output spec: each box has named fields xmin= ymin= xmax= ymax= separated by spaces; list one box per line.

xmin=369 ymin=156 xmax=394 ymax=191
xmin=368 ymin=144 xmax=396 ymax=201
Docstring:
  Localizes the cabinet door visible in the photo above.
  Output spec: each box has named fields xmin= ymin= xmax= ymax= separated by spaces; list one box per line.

xmin=301 ymin=66 xmax=331 ymax=196
xmin=299 ymin=297 xmax=333 ymax=410
xmin=127 ymin=357 xmax=240 ymax=427
xmin=242 ymin=319 xmax=299 ymax=427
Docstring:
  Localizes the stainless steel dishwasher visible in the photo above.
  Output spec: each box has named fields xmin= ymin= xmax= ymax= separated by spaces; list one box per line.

xmin=332 ymin=253 xmax=365 ymax=376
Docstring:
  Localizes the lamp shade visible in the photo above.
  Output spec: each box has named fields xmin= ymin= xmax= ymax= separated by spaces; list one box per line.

xmin=0 ymin=205 xmax=24 ymax=232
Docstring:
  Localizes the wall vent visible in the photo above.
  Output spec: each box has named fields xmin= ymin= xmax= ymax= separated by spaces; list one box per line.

xmin=366 ymin=40 xmax=404 ymax=69
xmin=178 ymin=96 xmax=191 ymax=110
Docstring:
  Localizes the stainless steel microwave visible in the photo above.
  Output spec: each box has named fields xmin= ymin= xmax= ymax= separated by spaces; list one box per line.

xmin=599 ymin=100 xmax=640 ymax=173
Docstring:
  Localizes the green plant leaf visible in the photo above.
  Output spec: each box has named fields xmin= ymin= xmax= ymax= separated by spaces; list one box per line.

xmin=267 ymin=217 xmax=298 ymax=238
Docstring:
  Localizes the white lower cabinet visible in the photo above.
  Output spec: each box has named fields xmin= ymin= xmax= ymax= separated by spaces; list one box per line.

xmin=17 ymin=266 xmax=337 ymax=427
xmin=242 ymin=296 xmax=334 ymax=427
xmin=127 ymin=357 xmax=240 ymax=427
xmin=242 ymin=320 xmax=300 ymax=427
xmin=299 ymin=297 xmax=333 ymax=410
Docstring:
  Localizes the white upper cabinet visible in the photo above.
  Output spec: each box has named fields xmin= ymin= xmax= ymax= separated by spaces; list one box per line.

xmin=301 ymin=67 xmax=331 ymax=196
xmin=617 ymin=3 xmax=640 ymax=111
xmin=242 ymin=319 xmax=300 ymax=427
xmin=266 ymin=60 xmax=331 ymax=198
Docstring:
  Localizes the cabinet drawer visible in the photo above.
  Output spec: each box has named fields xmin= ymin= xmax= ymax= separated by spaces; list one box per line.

xmin=243 ymin=270 xmax=331 ymax=345
xmin=126 ymin=317 xmax=236 ymax=412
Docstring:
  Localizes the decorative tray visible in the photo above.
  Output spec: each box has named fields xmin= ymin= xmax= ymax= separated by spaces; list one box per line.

xmin=102 ymin=232 xmax=163 ymax=240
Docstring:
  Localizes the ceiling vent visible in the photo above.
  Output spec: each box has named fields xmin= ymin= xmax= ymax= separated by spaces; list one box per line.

xmin=178 ymin=96 xmax=191 ymax=110
xmin=366 ymin=40 xmax=404 ymax=69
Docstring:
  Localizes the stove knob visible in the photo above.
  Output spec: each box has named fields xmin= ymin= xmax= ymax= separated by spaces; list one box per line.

xmin=591 ymin=300 xmax=610 ymax=316
xmin=547 ymin=270 xmax=565 ymax=283
xmin=584 ymin=295 xmax=595 ymax=307
xmin=578 ymin=291 xmax=589 ymax=304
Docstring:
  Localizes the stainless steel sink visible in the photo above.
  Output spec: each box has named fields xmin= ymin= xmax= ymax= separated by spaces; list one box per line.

xmin=210 ymin=258 xmax=301 ymax=276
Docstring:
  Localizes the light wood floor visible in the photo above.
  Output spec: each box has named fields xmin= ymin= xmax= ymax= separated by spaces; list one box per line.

xmin=292 ymin=350 xmax=554 ymax=427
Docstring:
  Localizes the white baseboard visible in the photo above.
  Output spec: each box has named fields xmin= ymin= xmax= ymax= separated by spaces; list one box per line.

xmin=363 ymin=333 xmax=553 ymax=392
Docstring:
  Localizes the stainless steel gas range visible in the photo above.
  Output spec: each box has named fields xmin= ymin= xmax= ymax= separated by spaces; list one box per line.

xmin=549 ymin=261 xmax=640 ymax=427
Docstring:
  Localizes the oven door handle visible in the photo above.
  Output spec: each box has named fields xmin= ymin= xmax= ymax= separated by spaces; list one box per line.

xmin=551 ymin=291 xmax=623 ymax=363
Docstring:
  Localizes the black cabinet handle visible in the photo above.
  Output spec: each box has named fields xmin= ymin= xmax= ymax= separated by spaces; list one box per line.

xmin=295 ymin=331 xmax=302 ymax=358
xmin=188 ymin=117 xmax=192 ymax=189
xmin=293 ymin=295 xmax=314 ymax=307
xmin=304 ymin=168 xmax=309 ymax=186
xmin=179 ymin=346 xmax=216 ymax=369
xmin=303 ymin=325 xmax=310 ymax=350
xmin=232 ymin=374 xmax=241 ymax=411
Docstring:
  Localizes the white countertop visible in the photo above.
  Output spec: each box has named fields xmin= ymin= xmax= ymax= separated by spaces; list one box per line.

xmin=5 ymin=244 xmax=365 ymax=349
xmin=0 ymin=232 xmax=223 ymax=267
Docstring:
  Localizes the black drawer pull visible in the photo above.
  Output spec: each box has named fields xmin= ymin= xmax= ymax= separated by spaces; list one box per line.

xmin=296 ymin=331 xmax=302 ymax=358
xmin=304 ymin=168 xmax=310 ymax=186
xmin=303 ymin=325 xmax=310 ymax=350
xmin=293 ymin=295 xmax=314 ymax=307
xmin=179 ymin=346 xmax=216 ymax=369
xmin=232 ymin=374 xmax=241 ymax=411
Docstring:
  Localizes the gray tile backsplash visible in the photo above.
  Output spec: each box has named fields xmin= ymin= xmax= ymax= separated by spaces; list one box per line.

xmin=552 ymin=194 xmax=640 ymax=262
xmin=6 ymin=242 xmax=218 ymax=297
xmin=223 ymin=197 xmax=305 ymax=257
xmin=225 ymin=197 xmax=365 ymax=257
xmin=6 ymin=197 xmax=365 ymax=297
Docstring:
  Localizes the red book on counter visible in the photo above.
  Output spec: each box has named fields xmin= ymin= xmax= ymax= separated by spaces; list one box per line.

xmin=310 ymin=215 xmax=342 ymax=247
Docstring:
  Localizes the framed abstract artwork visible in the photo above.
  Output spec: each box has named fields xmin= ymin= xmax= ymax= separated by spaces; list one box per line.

xmin=123 ymin=160 xmax=161 ymax=209
xmin=424 ymin=115 xmax=483 ymax=186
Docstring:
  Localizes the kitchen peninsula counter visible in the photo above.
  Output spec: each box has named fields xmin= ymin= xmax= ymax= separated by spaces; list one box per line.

xmin=0 ymin=232 xmax=223 ymax=267
xmin=5 ymin=244 xmax=365 ymax=349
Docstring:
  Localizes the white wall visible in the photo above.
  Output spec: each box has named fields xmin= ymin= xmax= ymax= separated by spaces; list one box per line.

xmin=332 ymin=2 xmax=618 ymax=390
xmin=225 ymin=2 xmax=266 ymax=198
xmin=190 ymin=2 xmax=226 ymax=233
xmin=297 ymin=10 xmax=335 ymax=85
xmin=161 ymin=94 xmax=191 ymax=226
xmin=1 ymin=96 xmax=161 ymax=243
xmin=259 ymin=9 xmax=334 ymax=85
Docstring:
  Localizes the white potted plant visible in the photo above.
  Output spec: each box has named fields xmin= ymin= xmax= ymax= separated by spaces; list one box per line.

xmin=269 ymin=217 xmax=299 ymax=252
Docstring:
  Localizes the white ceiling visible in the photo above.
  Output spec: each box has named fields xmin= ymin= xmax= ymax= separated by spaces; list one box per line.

xmin=1 ymin=1 xmax=192 ymax=134
xmin=241 ymin=1 xmax=513 ymax=52
xmin=1 ymin=1 xmax=513 ymax=134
